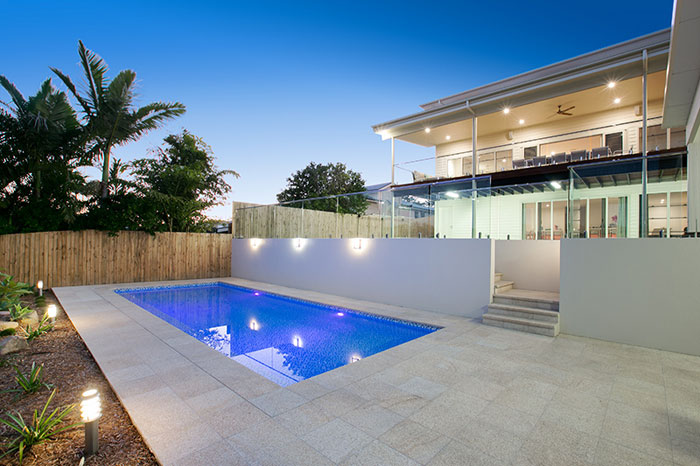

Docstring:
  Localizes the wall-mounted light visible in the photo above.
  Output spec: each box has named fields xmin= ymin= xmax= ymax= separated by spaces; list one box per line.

xmin=292 ymin=336 xmax=303 ymax=348
xmin=503 ymin=107 xmax=510 ymax=114
xmin=250 ymin=238 xmax=261 ymax=248
xmin=519 ymin=119 xmax=525 ymax=125
xmin=293 ymin=238 xmax=306 ymax=250
xmin=336 ymin=312 xmax=344 ymax=316
xmin=445 ymin=191 xmax=459 ymax=199
xmin=253 ymin=291 xmax=260 ymax=296
xmin=424 ymin=128 xmax=431 ymax=133
xmin=445 ymin=135 xmax=451 ymax=141
xmin=550 ymin=181 xmax=562 ymax=190
xmin=613 ymin=97 xmax=621 ymax=104
xmin=249 ymin=320 xmax=259 ymax=331
xmin=81 ymin=389 xmax=101 ymax=455
xmin=350 ymin=354 xmax=362 ymax=363
xmin=352 ymin=238 xmax=363 ymax=250
xmin=47 ymin=304 xmax=57 ymax=323
xmin=37 ymin=280 xmax=43 ymax=297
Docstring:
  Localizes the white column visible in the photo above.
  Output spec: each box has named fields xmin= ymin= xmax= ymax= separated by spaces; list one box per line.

xmin=391 ymin=137 xmax=395 ymax=185
xmin=472 ymin=117 xmax=478 ymax=238
xmin=641 ymin=49 xmax=648 ymax=237
xmin=688 ymin=137 xmax=700 ymax=235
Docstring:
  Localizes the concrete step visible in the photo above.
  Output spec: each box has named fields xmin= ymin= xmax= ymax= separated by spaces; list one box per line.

xmin=487 ymin=303 xmax=559 ymax=323
xmin=492 ymin=294 xmax=559 ymax=311
xmin=482 ymin=313 xmax=560 ymax=337
xmin=494 ymin=272 xmax=503 ymax=282
xmin=493 ymin=280 xmax=514 ymax=294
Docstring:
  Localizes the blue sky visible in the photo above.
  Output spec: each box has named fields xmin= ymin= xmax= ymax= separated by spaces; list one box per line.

xmin=3 ymin=1 xmax=673 ymax=219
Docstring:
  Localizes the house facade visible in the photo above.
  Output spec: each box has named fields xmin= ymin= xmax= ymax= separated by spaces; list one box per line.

xmin=372 ymin=21 xmax=697 ymax=241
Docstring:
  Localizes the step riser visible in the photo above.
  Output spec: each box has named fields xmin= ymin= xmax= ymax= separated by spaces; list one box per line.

xmin=483 ymin=316 xmax=559 ymax=337
xmin=494 ymin=284 xmax=513 ymax=294
xmin=487 ymin=306 xmax=559 ymax=323
xmin=493 ymin=296 xmax=559 ymax=311
xmin=494 ymin=273 xmax=503 ymax=281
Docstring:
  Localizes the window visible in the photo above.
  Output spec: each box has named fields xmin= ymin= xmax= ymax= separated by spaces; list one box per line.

xmin=643 ymin=191 xmax=688 ymax=238
xmin=478 ymin=152 xmax=495 ymax=174
xmin=642 ymin=125 xmax=667 ymax=152
xmin=461 ymin=156 xmax=473 ymax=176
xmin=496 ymin=150 xmax=512 ymax=171
xmin=524 ymin=146 xmax=537 ymax=160
xmin=670 ymin=127 xmax=686 ymax=148
xmin=605 ymin=132 xmax=623 ymax=155
xmin=540 ymin=135 xmax=602 ymax=156
xmin=607 ymin=197 xmax=627 ymax=238
xmin=522 ymin=203 xmax=536 ymax=240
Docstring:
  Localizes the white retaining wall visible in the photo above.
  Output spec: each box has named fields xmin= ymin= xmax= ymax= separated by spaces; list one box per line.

xmin=231 ymin=238 xmax=493 ymax=318
xmin=560 ymin=238 xmax=700 ymax=356
xmin=494 ymin=240 xmax=560 ymax=292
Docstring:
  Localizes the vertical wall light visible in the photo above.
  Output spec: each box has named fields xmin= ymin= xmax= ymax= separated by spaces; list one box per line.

xmin=352 ymin=238 xmax=363 ymax=250
xmin=250 ymin=238 xmax=261 ymax=248
xmin=292 ymin=335 xmax=303 ymax=347
xmin=80 ymin=389 xmax=101 ymax=455
xmin=293 ymin=238 xmax=306 ymax=250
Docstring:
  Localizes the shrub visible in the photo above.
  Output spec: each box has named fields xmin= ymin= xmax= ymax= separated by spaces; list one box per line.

xmin=0 ymin=328 xmax=16 ymax=337
xmin=9 ymin=363 xmax=53 ymax=395
xmin=0 ymin=273 xmax=33 ymax=311
xmin=22 ymin=314 xmax=54 ymax=342
xmin=9 ymin=303 xmax=33 ymax=321
xmin=0 ymin=389 xmax=78 ymax=464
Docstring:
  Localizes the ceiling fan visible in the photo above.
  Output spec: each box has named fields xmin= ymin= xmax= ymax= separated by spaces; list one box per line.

xmin=554 ymin=104 xmax=575 ymax=116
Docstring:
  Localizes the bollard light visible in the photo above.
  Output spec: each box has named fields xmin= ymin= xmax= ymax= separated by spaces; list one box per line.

xmin=37 ymin=280 xmax=43 ymax=297
xmin=47 ymin=304 xmax=57 ymax=323
xmin=352 ymin=238 xmax=363 ymax=250
xmin=81 ymin=389 xmax=101 ymax=455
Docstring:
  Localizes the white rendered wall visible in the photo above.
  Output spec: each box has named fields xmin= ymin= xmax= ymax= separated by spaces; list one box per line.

xmin=231 ymin=238 xmax=493 ymax=318
xmin=560 ymin=238 xmax=700 ymax=356
xmin=688 ymin=137 xmax=699 ymax=234
xmin=494 ymin=241 xmax=560 ymax=292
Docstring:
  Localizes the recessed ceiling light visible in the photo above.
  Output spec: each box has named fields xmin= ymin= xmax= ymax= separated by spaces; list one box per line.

xmin=424 ymin=128 xmax=431 ymax=133
xmin=445 ymin=191 xmax=459 ymax=198
xmin=519 ymin=119 xmax=525 ymax=125
xmin=614 ymin=97 xmax=621 ymax=104
xmin=503 ymin=108 xmax=510 ymax=114
xmin=550 ymin=181 xmax=562 ymax=189
xmin=445 ymin=135 xmax=451 ymax=140
xmin=607 ymin=81 xmax=616 ymax=89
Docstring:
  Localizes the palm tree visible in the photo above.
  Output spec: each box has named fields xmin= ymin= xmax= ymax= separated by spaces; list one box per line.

xmin=0 ymin=76 xmax=82 ymax=199
xmin=51 ymin=41 xmax=186 ymax=198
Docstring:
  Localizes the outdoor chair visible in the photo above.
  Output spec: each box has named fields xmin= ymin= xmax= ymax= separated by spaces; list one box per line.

xmin=512 ymin=159 xmax=528 ymax=169
xmin=551 ymin=152 xmax=568 ymax=164
xmin=532 ymin=156 xmax=547 ymax=166
xmin=570 ymin=150 xmax=588 ymax=161
xmin=590 ymin=147 xmax=611 ymax=159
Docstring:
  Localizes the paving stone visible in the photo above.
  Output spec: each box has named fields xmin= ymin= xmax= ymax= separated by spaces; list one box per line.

xmin=302 ymin=418 xmax=374 ymax=463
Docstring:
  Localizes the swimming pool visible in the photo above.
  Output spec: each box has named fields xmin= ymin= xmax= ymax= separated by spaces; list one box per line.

xmin=116 ymin=283 xmax=438 ymax=386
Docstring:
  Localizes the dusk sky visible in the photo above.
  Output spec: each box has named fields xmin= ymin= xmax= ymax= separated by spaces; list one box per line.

xmin=3 ymin=0 xmax=673 ymax=219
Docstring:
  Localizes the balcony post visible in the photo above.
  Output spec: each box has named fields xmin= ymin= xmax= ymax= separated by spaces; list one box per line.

xmin=641 ymin=48 xmax=648 ymax=238
xmin=472 ymin=116 xmax=478 ymax=239
xmin=391 ymin=137 xmax=395 ymax=185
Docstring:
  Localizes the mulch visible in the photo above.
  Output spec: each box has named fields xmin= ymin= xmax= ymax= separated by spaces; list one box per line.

xmin=0 ymin=291 xmax=158 ymax=466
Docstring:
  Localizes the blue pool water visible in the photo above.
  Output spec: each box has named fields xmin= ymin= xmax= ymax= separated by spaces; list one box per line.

xmin=116 ymin=283 xmax=438 ymax=386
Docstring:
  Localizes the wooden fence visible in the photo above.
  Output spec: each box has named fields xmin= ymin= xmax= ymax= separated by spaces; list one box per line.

xmin=0 ymin=230 xmax=232 ymax=288
xmin=234 ymin=204 xmax=433 ymax=239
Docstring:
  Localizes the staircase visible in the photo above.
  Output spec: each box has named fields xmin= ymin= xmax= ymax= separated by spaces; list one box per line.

xmin=483 ymin=273 xmax=560 ymax=336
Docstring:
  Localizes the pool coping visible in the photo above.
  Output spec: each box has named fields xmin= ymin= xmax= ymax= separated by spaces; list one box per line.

xmin=54 ymin=277 xmax=476 ymax=465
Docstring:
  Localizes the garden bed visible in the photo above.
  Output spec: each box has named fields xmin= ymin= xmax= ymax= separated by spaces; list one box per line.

xmin=0 ymin=291 xmax=157 ymax=466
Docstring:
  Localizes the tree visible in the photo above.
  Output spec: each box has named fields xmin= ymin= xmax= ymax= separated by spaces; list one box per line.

xmin=51 ymin=41 xmax=186 ymax=198
xmin=277 ymin=162 xmax=366 ymax=214
xmin=128 ymin=131 xmax=238 ymax=232
xmin=0 ymin=77 xmax=88 ymax=233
